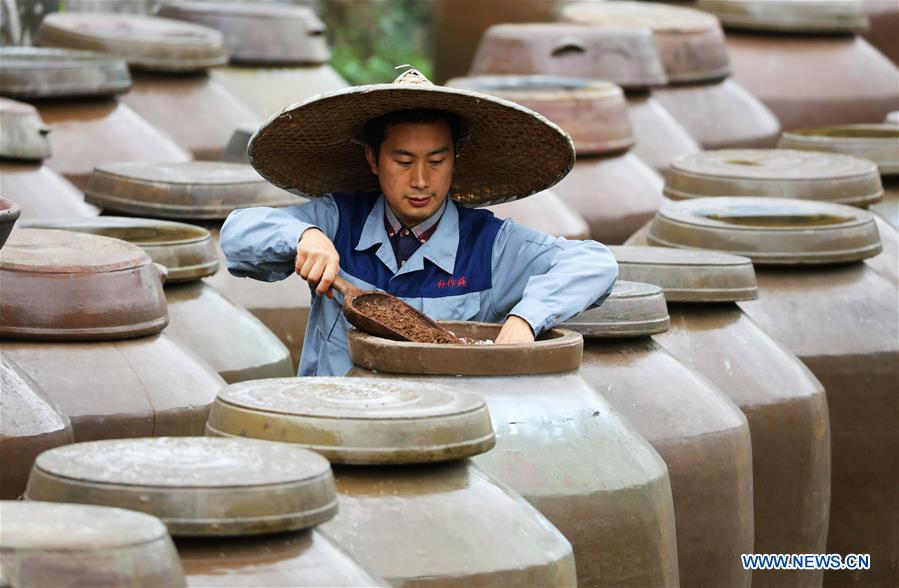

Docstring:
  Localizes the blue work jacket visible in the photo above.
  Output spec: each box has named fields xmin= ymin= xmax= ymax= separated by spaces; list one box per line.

xmin=221 ymin=191 xmax=618 ymax=376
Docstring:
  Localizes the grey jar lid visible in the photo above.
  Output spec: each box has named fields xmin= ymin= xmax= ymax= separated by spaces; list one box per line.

xmin=84 ymin=161 xmax=304 ymax=220
xmin=610 ymin=245 xmax=758 ymax=302
xmin=207 ymin=377 xmax=496 ymax=465
xmin=778 ymin=125 xmax=899 ymax=177
xmin=695 ymin=0 xmax=869 ymax=33
xmin=0 ymin=46 xmax=131 ymax=99
xmin=156 ymin=2 xmax=330 ymax=65
xmin=647 ymin=196 xmax=883 ymax=265
xmin=665 ymin=149 xmax=884 ymax=207
xmin=37 ymin=12 xmax=228 ymax=72
xmin=1 ymin=501 xmax=187 ymax=588
xmin=470 ymin=23 xmax=668 ymax=91
xmin=562 ymin=280 xmax=670 ymax=337
xmin=23 ymin=217 xmax=219 ymax=283
xmin=25 ymin=437 xmax=338 ymax=537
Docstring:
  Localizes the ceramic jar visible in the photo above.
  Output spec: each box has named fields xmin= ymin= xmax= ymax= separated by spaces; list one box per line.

xmin=469 ymin=22 xmax=701 ymax=175
xmin=207 ymin=377 xmax=577 ymax=587
xmin=647 ymin=196 xmax=899 ymax=587
xmin=564 ymin=281 xmax=754 ymax=588
xmin=0 ymin=229 xmax=223 ymax=441
xmin=157 ymin=2 xmax=348 ymax=118
xmin=0 ymin=46 xmax=190 ymax=191
xmin=563 ymin=1 xmax=781 ymax=150
xmin=37 ymin=12 xmax=258 ymax=160
xmin=696 ymin=0 xmax=899 ymax=129
xmin=346 ymin=325 xmax=680 ymax=588
xmin=611 ymin=246 xmax=831 ymax=587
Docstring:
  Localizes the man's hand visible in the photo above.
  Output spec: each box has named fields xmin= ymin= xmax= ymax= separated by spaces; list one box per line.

xmin=296 ymin=228 xmax=340 ymax=297
xmin=495 ymin=315 xmax=536 ymax=344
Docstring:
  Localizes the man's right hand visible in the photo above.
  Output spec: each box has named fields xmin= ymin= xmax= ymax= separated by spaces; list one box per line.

xmin=296 ymin=228 xmax=340 ymax=298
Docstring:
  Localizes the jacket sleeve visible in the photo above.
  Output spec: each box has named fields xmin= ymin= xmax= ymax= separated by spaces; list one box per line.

xmin=489 ymin=220 xmax=618 ymax=335
xmin=219 ymin=195 xmax=340 ymax=282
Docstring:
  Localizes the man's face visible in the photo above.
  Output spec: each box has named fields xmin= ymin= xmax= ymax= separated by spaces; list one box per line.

xmin=365 ymin=120 xmax=454 ymax=227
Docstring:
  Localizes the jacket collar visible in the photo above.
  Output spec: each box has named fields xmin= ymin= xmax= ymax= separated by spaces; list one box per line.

xmin=355 ymin=194 xmax=458 ymax=276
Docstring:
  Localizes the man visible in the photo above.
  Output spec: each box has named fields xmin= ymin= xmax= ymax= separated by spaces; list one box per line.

xmin=222 ymin=69 xmax=618 ymax=376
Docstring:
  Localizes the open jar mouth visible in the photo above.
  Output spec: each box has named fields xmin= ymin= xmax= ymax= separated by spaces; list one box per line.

xmin=704 ymin=211 xmax=854 ymax=228
xmin=348 ymin=322 xmax=584 ymax=376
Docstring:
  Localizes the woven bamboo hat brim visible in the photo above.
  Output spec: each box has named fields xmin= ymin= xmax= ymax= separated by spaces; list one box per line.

xmin=248 ymin=69 xmax=576 ymax=207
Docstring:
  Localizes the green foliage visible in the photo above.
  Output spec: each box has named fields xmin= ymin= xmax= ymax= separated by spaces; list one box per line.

xmin=320 ymin=0 xmax=433 ymax=85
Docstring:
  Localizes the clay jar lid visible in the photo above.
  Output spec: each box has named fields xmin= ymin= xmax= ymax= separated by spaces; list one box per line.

xmin=562 ymin=280 xmax=670 ymax=337
xmin=447 ymin=75 xmax=633 ymax=155
xmin=609 ymin=245 xmax=758 ymax=302
xmin=695 ymin=0 xmax=869 ymax=33
xmin=562 ymin=1 xmax=730 ymax=84
xmin=156 ymin=2 xmax=330 ymax=65
xmin=84 ymin=161 xmax=304 ymax=220
xmin=25 ymin=217 xmax=219 ymax=283
xmin=470 ymin=23 xmax=668 ymax=91
xmin=0 ymin=199 xmax=21 ymax=250
xmin=349 ymin=322 xmax=583 ymax=376
xmin=0 ymin=229 xmax=168 ymax=340
xmin=37 ymin=12 xmax=228 ymax=72
xmin=25 ymin=437 xmax=338 ymax=536
xmin=778 ymin=125 xmax=899 ymax=176
xmin=0 ymin=46 xmax=131 ymax=99
xmin=647 ymin=197 xmax=883 ymax=264
xmin=207 ymin=377 xmax=496 ymax=465
xmin=665 ymin=149 xmax=884 ymax=207
xmin=0 ymin=99 xmax=51 ymax=161
xmin=0 ymin=501 xmax=186 ymax=587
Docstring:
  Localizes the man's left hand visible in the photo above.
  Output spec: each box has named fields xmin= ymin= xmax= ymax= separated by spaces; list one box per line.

xmin=495 ymin=315 xmax=536 ymax=344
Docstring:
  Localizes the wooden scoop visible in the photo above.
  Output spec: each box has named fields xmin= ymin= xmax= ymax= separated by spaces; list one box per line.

xmin=331 ymin=276 xmax=461 ymax=344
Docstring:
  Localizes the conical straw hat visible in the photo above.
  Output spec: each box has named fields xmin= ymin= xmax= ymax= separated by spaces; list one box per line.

xmin=249 ymin=68 xmax=576 ymax=207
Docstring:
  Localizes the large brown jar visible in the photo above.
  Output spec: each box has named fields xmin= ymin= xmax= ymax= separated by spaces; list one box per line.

xmin=0 ymin=47 xmax=191 ymax=190
xmin=696 ymin=0 xmax=899 ymax=129
xmin=778 ymin=124 xmax=899 ymax=280
xmin=37 ymin=12 xmax=258 ymax=160
xmin=207 ymin=377 xmax=576 ymax=587
xmin=346 ymin=326 xmax=679 ymax=587
xmin=450 ymin=76 xmax=664 ymax=243
xmin=563 ymin=1 xmax=781 ymax=150
xmin=1 ymin=501 xmax=187 ymax=587
xmin=23 ymin=436 xmax=380 ymax=587
xmin=157 ymin=2 xmax=348 ymax=118
xmin=647 ymin=197 xmax=899 ymax=587
xmin=26 ymin=217 xmax=294 ymax=383
xmin=82 ymin=161 xmax=310 ymax=371
xmin=611 ymin=246 xmax=831 ymax=588
xmin=469 ymin=23 xmax=701 ymax=175
xmin=0 ymin=356 xmax=73 ymax=500
xmin=664 ymin=147 xmax=897 ymax=284
xmin=0 ymin=229 xmax=223 ymax=442
xmin=565 ymin=281 xmax=754 ymax=588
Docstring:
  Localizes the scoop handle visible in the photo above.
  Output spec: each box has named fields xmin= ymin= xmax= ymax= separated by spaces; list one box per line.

xmin=331 ymin=275 xmax=361 ymax=299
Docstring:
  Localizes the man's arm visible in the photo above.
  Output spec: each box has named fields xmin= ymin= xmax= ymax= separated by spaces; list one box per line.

xmin=490 ymin=220 xmax=618 ymax=342
xmin=220 ymin=196 xmax=340 ymax=293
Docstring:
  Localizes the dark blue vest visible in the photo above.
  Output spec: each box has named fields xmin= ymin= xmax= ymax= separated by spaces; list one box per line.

xmin=331 ymin=192 xmax=503 ymax=298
